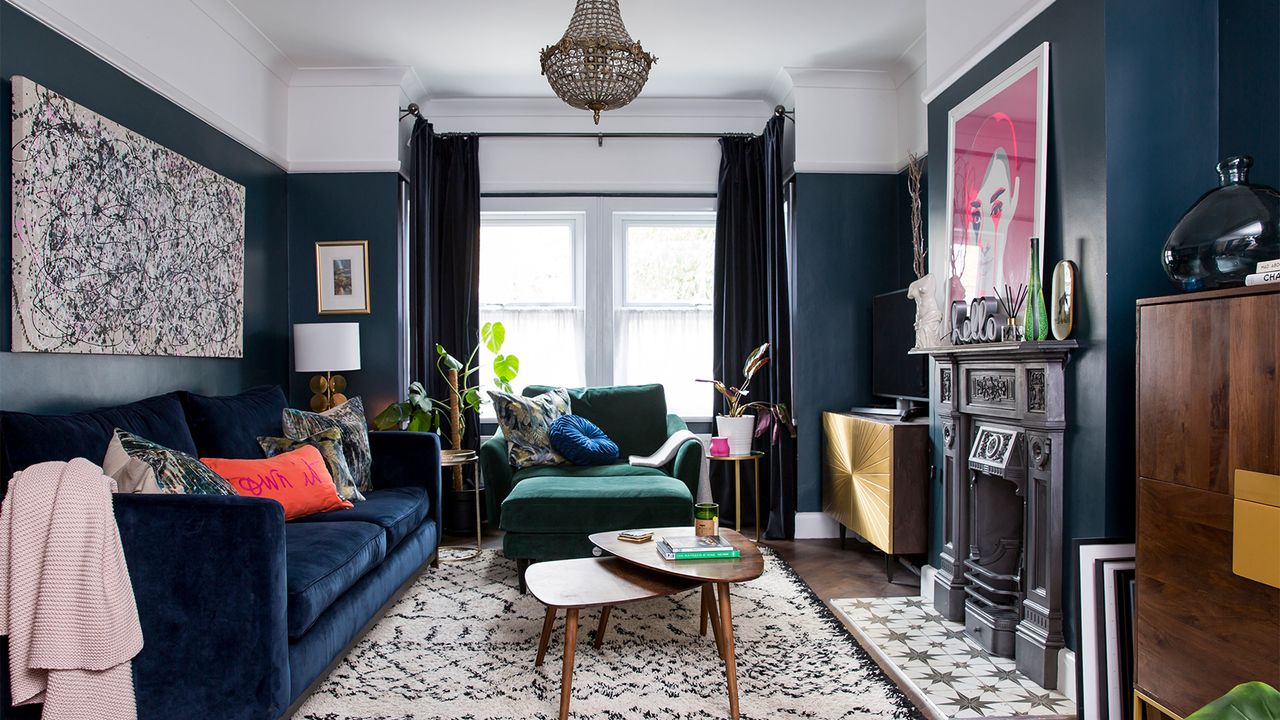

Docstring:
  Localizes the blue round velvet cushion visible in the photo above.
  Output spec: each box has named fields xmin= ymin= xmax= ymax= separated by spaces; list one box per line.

xmin=549 ymin=414 xmax=619 ymax=466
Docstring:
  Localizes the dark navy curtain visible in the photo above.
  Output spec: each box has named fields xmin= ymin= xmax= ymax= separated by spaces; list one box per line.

xmin=408 ymin=118 xmax=481 ymax=454
xmin=712 ymin=115 xmax=796 ymax=539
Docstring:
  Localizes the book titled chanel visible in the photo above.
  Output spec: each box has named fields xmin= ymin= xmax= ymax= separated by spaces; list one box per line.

xmin=1244 ymin=270 xmax=1280 ymax=286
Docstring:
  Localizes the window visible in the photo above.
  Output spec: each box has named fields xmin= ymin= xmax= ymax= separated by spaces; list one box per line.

xmin=479 ymin=197 xmax=716 ymax=418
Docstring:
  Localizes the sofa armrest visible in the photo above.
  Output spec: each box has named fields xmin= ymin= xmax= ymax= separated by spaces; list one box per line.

xmin=665 ymin=414 xmax=705 ymax=498
xmin=369 ymin=430 xmax=443 ymax=538
xmin=113 ymin=493 xmax=289 ymax=720
xmin=480 ymin=431 xmax=513 ymax=527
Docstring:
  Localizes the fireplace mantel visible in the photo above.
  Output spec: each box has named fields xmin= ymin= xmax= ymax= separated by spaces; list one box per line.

xmin=924 ymin=339 xmax=1076 ymax=689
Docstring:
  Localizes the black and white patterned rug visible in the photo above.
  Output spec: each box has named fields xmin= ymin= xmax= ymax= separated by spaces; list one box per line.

xmin=293 ymin=548 xmax=922 ymax=720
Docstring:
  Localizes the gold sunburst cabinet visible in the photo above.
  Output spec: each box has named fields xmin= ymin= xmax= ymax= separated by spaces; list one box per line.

xmin=821 ymin=412 xmax=929 ymax=558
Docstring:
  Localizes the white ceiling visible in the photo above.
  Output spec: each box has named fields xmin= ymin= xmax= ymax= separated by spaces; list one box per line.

xmin=225 ymin=0 xmax=925 ymax=100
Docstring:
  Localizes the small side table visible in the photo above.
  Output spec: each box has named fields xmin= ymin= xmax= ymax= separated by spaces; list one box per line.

xmin=441 ymin=451 xmax=481 ymax=561
xmin=709 ymin=451 xmax=765 ymax=542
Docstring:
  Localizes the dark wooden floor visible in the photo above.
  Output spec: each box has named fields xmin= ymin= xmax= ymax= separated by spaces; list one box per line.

xmin=441 ymin=526 xmax=922 ymax=607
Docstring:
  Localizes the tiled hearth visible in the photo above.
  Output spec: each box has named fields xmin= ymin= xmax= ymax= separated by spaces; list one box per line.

xmin=832 ymin=597 xmax=1075 ymax=719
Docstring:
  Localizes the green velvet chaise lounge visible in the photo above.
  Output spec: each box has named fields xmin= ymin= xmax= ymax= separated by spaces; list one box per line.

xmin=481 ymin=384 xmax=702 ymax=582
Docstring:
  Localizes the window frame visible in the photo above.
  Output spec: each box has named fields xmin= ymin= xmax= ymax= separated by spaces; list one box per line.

xmin=478 ymin=195 xmax=717 ymax=421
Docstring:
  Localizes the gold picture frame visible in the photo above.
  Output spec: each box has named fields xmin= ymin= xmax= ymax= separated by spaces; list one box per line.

xmin=315 ymin=240 xmax=371 ymax=314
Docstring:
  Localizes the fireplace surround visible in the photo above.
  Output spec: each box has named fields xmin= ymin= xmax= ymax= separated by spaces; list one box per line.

xmin=924 ymin=340 xmax=1075 ymax=689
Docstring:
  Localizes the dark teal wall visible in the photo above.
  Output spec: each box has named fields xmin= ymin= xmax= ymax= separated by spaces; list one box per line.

xmin=925 ymin=0 xmax=1247 ymax=651
xmin=286 ymin=173 xmax=404 ymax=422
xmin=792 ymin=172 xmax=901 ymax=512
xmin=0 ymin=4 xmax=289 ymax=413
xmin=1218 ymin=0 xmax=1280 ymax=188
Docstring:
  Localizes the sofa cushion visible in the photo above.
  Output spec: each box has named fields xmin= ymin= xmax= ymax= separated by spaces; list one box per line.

xmin=181 ymin=385 xmax=287 ymax=459
xmin=549 ymin=414 xmax=619 ymax=466
xmin=500 ymin=475 xmax=693 ymax=534
xmin=489 ymin=388 xmax=571 ymax=469
xmin=289 ymin=487 xmax=430 ymax=551
xmin=514 ymin=463 xmax=666 ymax=482
xmin=205 ymin=446 xmax=353 ymax=521
xmin=0 ymin=392 xmax=196 ymax=482
xmin=104 ymin=429 xmax=236 ymax=495
xmin=522 ymin=384 xmax=668 ymax=458
xmin=259 ymin=428 xmax=364 ymax=502
xmin=283 ymin=397 xmax=373 ymax=493
xmin=284 ymin=520 xmax=386 ymax=639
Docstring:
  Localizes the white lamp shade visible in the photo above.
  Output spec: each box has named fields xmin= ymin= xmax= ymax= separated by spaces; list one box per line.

xmin=293 ymin=322 xmax=361 ymax=373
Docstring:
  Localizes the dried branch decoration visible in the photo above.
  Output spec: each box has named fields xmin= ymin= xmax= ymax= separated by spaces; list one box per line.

xmin=907 ymin=153 xmax=926 ymax=279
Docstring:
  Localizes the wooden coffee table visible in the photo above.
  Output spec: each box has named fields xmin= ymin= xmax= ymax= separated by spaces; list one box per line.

xmin=524 ymin=557 xmax=699 ymax=720
xmin=589 ymin=527 xmax=765 ymax=720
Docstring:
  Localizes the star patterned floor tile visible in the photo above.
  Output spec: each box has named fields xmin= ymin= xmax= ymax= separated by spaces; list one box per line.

xmin=830 ymin=596 xmax=1075 ymax=719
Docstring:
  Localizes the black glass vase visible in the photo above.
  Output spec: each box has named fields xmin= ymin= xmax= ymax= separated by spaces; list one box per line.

xmin=1162 ymin=156 xmax=1280 ymax=291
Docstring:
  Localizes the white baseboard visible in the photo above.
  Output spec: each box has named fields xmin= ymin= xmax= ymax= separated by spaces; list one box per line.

xmin=921 ymin=564 xmax=937 ymax=603
xmin=794 ymin=511 xmax=842 ymax=538
xmin=1057 ymin=647 xmax=1077 ymax=702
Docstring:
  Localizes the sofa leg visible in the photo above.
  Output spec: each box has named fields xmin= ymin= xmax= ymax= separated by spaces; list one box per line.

xmin=430 ymin=551 xmax=440 ymax=569
xmin=517 ymin=559 xmax=530 ymax=594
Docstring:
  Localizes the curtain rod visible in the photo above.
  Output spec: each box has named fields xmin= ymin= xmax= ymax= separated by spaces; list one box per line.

xmin=397 ymin=102 xmax=792 ymax=146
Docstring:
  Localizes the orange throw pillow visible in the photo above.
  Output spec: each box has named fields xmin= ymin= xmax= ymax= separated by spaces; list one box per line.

xmin=203 ymin=445 xmax=353 ymax=520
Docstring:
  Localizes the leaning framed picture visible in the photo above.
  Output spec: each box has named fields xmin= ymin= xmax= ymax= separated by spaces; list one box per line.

xmin=316 ymin=240 xmax=370 ymax=314
xmin=944 ymin=42 xmax=1049 ymax=320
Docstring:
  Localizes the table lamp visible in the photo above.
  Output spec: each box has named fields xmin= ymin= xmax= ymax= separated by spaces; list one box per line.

xmin=294 ymin=322 xmax=361 ymax=411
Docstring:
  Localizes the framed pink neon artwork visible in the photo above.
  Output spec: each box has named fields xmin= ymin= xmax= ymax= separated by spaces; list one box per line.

xmin=944 ymin=43 xmax=1050 ymax=322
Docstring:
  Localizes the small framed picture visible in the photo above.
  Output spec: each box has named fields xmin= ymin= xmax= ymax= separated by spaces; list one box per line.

xmin=315 ymin=240 xmax=370 ymax=314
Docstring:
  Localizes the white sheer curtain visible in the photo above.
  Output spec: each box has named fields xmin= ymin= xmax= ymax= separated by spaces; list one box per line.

xmin=614 ymin=307 xmax=713 ymax=417
xmin=479 ymin=307 xmax=585 ymax=414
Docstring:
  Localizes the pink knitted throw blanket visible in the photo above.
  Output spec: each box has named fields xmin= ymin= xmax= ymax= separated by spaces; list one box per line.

xmin=0 ymin=458 xmax=143 ymax=720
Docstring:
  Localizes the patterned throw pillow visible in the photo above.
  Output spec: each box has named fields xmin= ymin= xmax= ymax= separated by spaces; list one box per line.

xmin=103 ymin=428 xmax=235 ymax=495
xmin=488 ymin=387 xmax=572 ymax=469
xmin=258 ymin=427 xmax=364 ymax=502
xmin=282 ymin=397 xmax=373 ymax=493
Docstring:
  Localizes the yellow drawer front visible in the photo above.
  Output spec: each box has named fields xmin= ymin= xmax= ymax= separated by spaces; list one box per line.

xmin=1234 ymin=470 xmax=1280 ymax=588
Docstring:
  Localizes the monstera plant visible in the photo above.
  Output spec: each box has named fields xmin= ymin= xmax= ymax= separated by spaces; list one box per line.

xmin=374 ymin=322 xmax=520 ymax=443
xmin=1188 ymin=682 xmax=1280 ymax=720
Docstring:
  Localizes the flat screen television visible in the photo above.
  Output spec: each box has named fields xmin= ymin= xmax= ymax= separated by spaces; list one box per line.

xmin=871 ymin=289 xmax=928 ymax=402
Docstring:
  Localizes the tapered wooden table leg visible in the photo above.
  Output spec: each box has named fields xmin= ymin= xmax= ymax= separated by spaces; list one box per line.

xmin=716 ymin=582 xmax=739 ymax=720
xmin=704 ymin=583 xmax=725 ymax=659
xmin=699 ymin=587 xmax=709 ymax=636
xmin=594 ymin=606 xmax=611 ymax=649
xmin=536 ymin=607 xmax=556 ymax=667
xmin=560 ymin=608 xmax=578 ymax=720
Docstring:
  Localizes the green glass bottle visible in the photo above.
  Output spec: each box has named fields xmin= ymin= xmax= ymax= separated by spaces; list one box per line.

xmin=1023 ymin=237 xmax=1050 ymax=341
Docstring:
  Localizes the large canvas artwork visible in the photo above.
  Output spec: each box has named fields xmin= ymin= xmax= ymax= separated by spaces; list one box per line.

xmin=945 ymin=44 xmax=1049 ymax=316
xmin=10 ymin=75 xmax=246 ymax=357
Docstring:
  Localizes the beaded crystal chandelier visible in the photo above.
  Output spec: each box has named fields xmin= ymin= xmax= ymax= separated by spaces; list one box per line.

xmin=539 ymin=0 xmax=657 ymax=125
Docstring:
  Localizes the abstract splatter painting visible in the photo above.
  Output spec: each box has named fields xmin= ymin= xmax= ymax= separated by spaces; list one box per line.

xmin=10 ymin=75 xmax=245 ymax=357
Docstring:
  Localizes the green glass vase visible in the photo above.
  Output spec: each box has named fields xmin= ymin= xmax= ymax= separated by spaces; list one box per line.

xmin=1023 ymin=237 xmax=1050 ymax=341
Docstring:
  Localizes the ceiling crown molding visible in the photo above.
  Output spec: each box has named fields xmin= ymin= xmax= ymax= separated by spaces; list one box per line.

xmin=290 ymin=66 xmax=411 ymax=87
xmin=189 ymin=0 xmax=294 ymax=83
xmin=783 ymin=67 xmax=898 ymax=91
xmin=922 ymin=0 xmax=1056 ymax=103
xmin=6 ymin=0 xmax=290 ymax=168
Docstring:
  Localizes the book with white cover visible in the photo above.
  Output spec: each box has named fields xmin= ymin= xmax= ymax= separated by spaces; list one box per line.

xmin=1256 ymin=258 xmax=1280 ymax=273
xmin=1244 ymin=270 xmax=1280 ymax=286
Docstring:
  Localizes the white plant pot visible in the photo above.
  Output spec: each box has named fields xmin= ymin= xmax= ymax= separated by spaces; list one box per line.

xmin=716 ymin=414 xmax=756 ymax=457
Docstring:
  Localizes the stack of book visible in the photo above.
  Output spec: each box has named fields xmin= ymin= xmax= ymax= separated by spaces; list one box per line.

xmin=657 ymin=535 xmax=741 ymax=561
xmin=1245 ymin=258 xmax=1280 ymax=286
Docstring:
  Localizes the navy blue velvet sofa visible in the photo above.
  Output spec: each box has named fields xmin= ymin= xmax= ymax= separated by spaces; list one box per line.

xmin=0 ymin=386 xmax=442 ymax=720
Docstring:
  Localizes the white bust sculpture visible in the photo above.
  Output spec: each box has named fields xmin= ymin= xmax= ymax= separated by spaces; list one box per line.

xmin=907 ymin=274 xmax=943 ymax=349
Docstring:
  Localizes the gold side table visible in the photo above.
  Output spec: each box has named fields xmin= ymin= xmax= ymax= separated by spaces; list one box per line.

xmin=441 ymin=450 xmax=481 ymax=561
xmin=710 ymin=451 xmax=765 ymax=542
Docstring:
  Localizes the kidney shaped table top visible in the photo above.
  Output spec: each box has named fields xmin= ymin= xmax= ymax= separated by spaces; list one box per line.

xmin=588 ymin=526 xmax=765 ymax=584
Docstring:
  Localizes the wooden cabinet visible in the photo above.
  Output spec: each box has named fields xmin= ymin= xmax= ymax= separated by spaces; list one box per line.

xmin=1135 ymin=285 xmax=1280 ymax=719
xmin=821 ymin=412 xmax=928 ymax=560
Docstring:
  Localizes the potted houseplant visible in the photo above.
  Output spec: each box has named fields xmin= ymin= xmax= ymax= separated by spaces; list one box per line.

xmin=374 ymin=322 xmax=519 ymax=535
xmin=700 ymin=342 xmax=796 ymax=456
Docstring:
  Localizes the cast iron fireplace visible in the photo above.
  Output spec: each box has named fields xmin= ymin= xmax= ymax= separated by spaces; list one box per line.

xmin=927 ymin=341 xmax=1074 ymax=689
